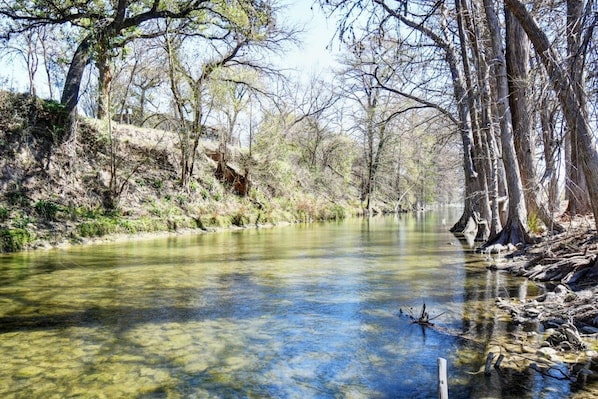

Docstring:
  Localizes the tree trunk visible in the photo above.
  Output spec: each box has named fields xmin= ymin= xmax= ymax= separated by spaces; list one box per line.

xmin=456 ymin=0 xmax=492 ymax=240
xmin=565 ymin=0 xmax=592 ymax=216
xmin=539 ymin=93 xmax=562 ymax=214
xmin=505 ymin=0 xmax=598 ymax=230
xmin=505 ymin=7 xmax=565 ymax=233
xmin=468 ymin=0 xmax=502 ymax=237
xmin=481 ymin=0 xmax=531 ymax=249
xmin=96 ymin=53 xmax=112 ymax=120
xmin=443 ymin=1 xmax=480 ymax=234
xmin=60 ymin=37 xmax=92 ymax=133
xmin=567 ymin=132 xmax=591 ymax=216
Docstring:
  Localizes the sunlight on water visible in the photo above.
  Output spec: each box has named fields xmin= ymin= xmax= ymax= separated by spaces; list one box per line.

xmin=1 ymin=211 xmax=596 ymax=398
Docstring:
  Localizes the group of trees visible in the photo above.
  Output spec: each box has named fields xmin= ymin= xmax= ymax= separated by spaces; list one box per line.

xmin=321 ymin=0 xmax=598 ymax=248
xmin=4 ymin=0 xmax=596 ymax=248
xmin=1 ymin=0 xmax=453 ymax=214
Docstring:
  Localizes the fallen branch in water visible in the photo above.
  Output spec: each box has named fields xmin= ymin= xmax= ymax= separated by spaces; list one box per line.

xmin=401 ymin=303 xmax=445 ymax=327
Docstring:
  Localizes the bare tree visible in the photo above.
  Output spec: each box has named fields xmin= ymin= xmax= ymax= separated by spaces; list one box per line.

xmin=506 ymin=6 xmax=565 ymax=233
xmin=161 ymin=3 xmax=296 ymax=188
xmin=505 ymin=0 xmax=598 ymax=230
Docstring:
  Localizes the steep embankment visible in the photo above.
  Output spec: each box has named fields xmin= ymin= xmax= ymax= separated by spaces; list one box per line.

xmin=0 ymin=92 xmax=352 ymax=252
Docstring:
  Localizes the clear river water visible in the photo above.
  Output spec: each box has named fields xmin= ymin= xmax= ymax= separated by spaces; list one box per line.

xmin=1 ymin=211 xmax=597 ymax=398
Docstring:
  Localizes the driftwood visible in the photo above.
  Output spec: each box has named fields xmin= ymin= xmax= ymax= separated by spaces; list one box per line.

xmin=544 ymin=323 xmax=587 ymax=351
xmin=495 ymin=223 xmax=598 ymax=334
xmin=401 ymin=303 xmax=445 ymax=327
xmin=504 ymin=226 xmax=598 ymax=286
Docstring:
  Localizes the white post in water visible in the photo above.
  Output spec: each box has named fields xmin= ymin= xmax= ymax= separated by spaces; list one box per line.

xmin=438 ymin=357 xmax=449 ymax=399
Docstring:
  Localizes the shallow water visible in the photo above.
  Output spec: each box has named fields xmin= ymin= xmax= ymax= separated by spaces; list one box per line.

xmin=0 ymin=212 xmax=596 ymax=398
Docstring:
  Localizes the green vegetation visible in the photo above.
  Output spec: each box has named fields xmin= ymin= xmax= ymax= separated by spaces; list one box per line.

xmin=0 ymin=207 xmax=8 ymax=222
xmin=0 ymin=91 xmax=358 ymax=252
xmin=0 ymin=228 xmax=33 ymax=252
xmin=34 ymin=200 xmax=61 ymax=221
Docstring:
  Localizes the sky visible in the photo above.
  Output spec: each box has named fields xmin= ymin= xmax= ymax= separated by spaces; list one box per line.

xmin=281 ymin=0 xmax=340 ymax=77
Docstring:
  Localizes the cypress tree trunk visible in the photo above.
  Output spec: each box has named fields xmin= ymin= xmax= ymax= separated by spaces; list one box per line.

xmin=506 ymin=0 xmax=598 ymax=231
xmin=481 ymin=0 xmax=531 ymax=249
xmin=505 ymin=7 xmax=565 ymax=233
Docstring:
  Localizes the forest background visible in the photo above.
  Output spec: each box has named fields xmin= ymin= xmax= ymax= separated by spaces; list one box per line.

xmin=0 ymin=0 xmax=596 ymax=253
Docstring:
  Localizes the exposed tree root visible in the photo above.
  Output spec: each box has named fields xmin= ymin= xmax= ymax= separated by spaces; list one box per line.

xmin=478 ymin=216 xmax=533 ymax=253
xmin=494 ymin=218 xmax=598 ymax=349
xmin=450 ymin=213 xmax=478 ymax=236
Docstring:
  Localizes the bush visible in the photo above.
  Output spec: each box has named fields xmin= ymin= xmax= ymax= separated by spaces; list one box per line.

xmin=63 ymin=205 xmax=104 ymax=221
xmin=0 ymin=228 xmax=33 ymax=252
xmin=5 ymin=189 xmax=30 ymax=207
xmin=231 ymin=212 xmax=249 ymax=227
xmin=327 ymin=204 xmax=346 ymax=221
xmin=40 ymin=99 xmax=67 ymax=141
xmin=34 ymin=200 xmax=60 ymax=221
xmin=12 ymin=215 xmax=32 ymax=229
xmin=528 ymin=211 xmax=544 ymax=235
xmin=295 ymin=197 xmax=317 ymax=222
xmin=0 ymin=207 xmax=9 ymax=222
xmin=77 ymin=218 xmax=118 ymax=237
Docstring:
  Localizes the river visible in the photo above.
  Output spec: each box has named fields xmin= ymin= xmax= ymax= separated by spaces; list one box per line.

xmin=0 ymin=211 xmax=596 ymax=398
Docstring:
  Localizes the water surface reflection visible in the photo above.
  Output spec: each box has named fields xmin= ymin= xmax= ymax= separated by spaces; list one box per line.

xmin=0 ymin=212 xmax=595 ymax=398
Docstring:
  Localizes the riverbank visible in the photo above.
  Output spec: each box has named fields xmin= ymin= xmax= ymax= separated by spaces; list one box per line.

xmin=25 ymin=220 xmax=295 ymax=252
xmin=482 ymin=216 xmax=598 ymax=380
xmin=0 ymin=92 xmax=361 ymax=253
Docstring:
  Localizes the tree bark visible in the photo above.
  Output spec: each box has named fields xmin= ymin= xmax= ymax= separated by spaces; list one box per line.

xmin=565 ymin=0 xmax=592 ymax=216
xmin=505 ymin=0 xmax=598 ymax=230
xmin=60 ymin=37 xmax=93 ymax=128
xmin=456 ymin=0 xmax=492 ymax=240
xmin=505 ymin=7 xmax=565 ymax=233
xmin=466 ymin=0 xmax=502 ymax=237
xmin=481 ymin=0 xmax=531 ymax=248
xmin=539 ymin=92 xmax=562 ymax=214
xmin=96 ymin=52 xmax=112 ymax=120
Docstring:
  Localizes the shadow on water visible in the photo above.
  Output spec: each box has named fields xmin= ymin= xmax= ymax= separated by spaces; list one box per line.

xmin=0 ymin=212 xmax=597 ymax=398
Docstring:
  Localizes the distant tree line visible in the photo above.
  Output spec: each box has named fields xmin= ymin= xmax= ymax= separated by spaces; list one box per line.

xmin=321 ymin=0 xmax=598 ymax=250
xmin=1 ymin=0 xmax=499 ymax=218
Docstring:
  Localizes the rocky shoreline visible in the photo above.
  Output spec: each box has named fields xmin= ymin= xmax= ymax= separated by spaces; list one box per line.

xmin=486 ymin=219 xmax=598 ymax=377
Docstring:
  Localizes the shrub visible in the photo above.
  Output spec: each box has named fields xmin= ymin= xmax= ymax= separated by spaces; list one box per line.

xmin=327 ymin=204 xmax=346 ymax=221
xmin=34 ymin=200 xmax=60 ymax=221
xmin=63 ymin=205 xmax=103 ymax=221
xmin=295 ymin=197 xmax=317 ymax=222
xmin=150 ymin=178 xmax=163 ymax=191
xmin=528 ymin=212 xmax=544 ymax=235
xmin=0 ymin=228 xmax=33 ymax=252
xmin=5 ymin=189 xmax=30 ymax=207
xmin=119 ymin=220 xmax=138 ymax=234
xmin=77 ymin=218 xmax=118 ymax=237
xmin=0 ymin=207 xmax=9 ymax=222
xmin=231 ymin=212 xmax=249 ymax=227
xmin=12 ymin=215 xmax=32 ymax=229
